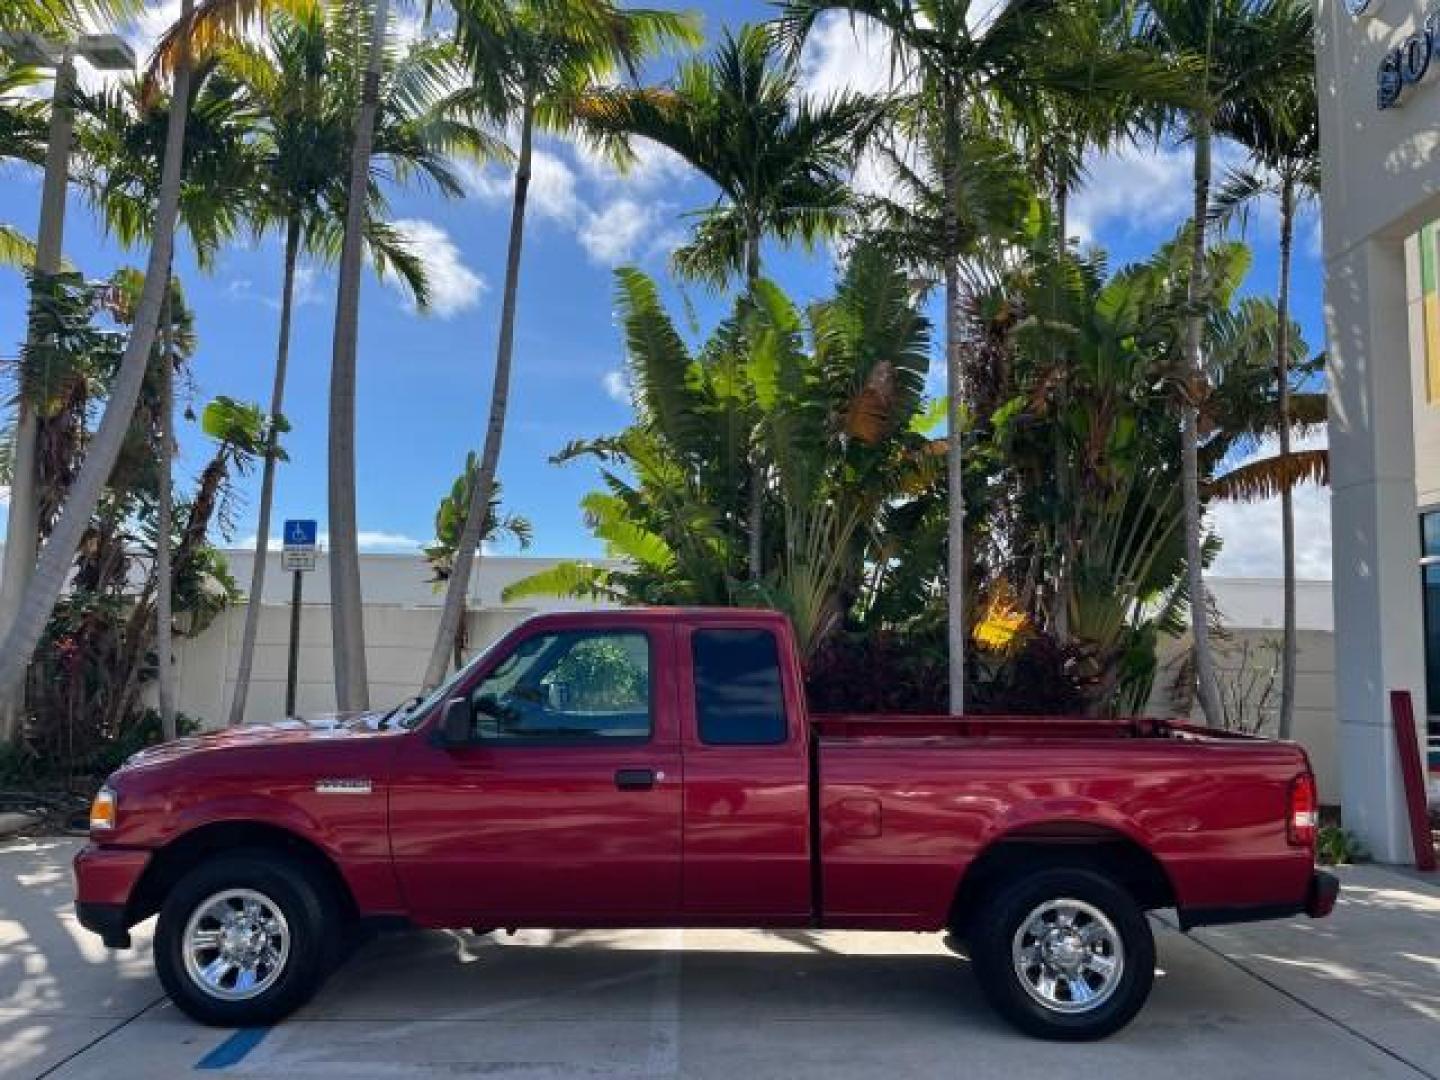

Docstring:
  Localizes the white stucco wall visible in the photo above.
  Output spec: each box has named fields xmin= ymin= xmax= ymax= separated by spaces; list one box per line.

xmin=167 ymin=552 xmax=619 ymax=725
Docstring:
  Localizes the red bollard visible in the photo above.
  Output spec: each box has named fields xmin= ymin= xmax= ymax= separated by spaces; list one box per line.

xmin=1390 ymin=690 xmax=1437 ymax=872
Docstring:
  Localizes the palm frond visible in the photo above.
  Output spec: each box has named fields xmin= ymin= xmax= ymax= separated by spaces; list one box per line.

xmin=0 ymin=223 xmax=37 ymax=268
xmin=1211 ymin=447 xmax=1328 ymax=502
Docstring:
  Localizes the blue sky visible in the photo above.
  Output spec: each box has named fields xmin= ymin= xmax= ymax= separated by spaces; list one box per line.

xmin=0 ymin=0 xmax=1331 ymax=578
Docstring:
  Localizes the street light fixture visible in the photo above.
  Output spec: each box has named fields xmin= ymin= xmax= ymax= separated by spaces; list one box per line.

xmin=0 ymin=31 xmax=137 ymax=72
xmin=0 ymin=31 xmax=65 ymax=66
xmin=73 ymin=34 xmax=138 ymax=72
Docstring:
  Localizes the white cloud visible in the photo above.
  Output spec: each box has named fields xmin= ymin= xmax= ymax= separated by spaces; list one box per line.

xmin=458 ymin=142 xmax=681 ymax=267
xmin=388 ymin=219 xmax=485 ymax=318
xmin=354 ymin=530 xmax=423 ymax=552
xmin=530 ymin=150 xmax=586 ymax=223
xmin=293 ymin=262 xmax=325 ymax=307
xmin=225 ymin=261 xmax=326 ymax=311
xmin=1070 ymin=141 xmax=1249 ymax=248
xmin=235 ymin=530 xmax=422 ymax=553
xmin=577 ymin=137 xmax=693 ymax=193
xmin=602 ymin=369 xmax=630 ymax=404
xmin=458 ymin=148 xmax=582 ymax=226
xmin=797 ymin=11 xmax=899 ymax=100
xmin=1209 ymin=432 xmax=1331 ymax=580
xmin=1070 ymin=144 xmax=1193 ymax=247
xmin=579 ymin=198 xmax=660 ymax=265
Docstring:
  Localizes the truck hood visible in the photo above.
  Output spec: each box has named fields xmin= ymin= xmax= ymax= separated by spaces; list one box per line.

xmin=121 ymin=711 xmax=403 ymax=769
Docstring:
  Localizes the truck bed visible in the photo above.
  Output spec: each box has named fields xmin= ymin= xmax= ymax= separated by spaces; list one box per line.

xmin=812 ymin=713 xmax=1258 ymax=744
xmin=811 ymin=712 xmax=1313 ymax=931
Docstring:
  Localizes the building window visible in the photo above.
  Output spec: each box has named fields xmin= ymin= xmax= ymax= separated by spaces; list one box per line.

xmin=1422 ymin=512 xmax=1440 ymax=717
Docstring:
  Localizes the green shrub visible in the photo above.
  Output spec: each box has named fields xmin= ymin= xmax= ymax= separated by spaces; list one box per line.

xmin=1316 ymin=825 xmax=1368 ymax=866
xmin=0 ymin=710 xmax=200 ymax=789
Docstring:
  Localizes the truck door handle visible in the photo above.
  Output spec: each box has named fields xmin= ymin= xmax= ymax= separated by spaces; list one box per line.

xmin=615 ymin=768 xmax=658 ymax=791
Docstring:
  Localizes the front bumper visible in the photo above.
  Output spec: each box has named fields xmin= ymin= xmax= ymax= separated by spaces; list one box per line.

xmin=73 ymin=844 xmax=151 ymax=949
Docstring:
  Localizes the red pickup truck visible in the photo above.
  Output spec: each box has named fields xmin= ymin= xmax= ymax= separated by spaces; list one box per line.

xmin=75 ymin=607 xmax=1336 ymax=1040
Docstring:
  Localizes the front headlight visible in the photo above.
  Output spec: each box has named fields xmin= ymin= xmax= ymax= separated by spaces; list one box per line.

xmin=89 ymin=786 xmax=117 ymax=832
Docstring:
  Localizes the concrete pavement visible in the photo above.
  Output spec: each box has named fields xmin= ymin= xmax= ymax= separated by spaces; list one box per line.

xmin=2 ymin=836 xmax=1438 ymax=1079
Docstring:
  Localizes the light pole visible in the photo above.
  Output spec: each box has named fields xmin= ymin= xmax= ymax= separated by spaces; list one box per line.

xmin=0 ymin=30 xmax=135 ymax=740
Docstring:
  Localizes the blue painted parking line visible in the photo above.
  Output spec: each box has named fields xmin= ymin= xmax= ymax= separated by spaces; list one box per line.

xmin=196 ymin=1027 xmax=270 ymax=1070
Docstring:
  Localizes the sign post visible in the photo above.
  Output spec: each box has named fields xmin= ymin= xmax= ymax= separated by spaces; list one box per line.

xmin=281 ymin=520 xmax=318 ymax=717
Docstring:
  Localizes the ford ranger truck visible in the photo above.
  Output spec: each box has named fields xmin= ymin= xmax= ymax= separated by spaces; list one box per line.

xmin=74 ymin=607 xmax=1338 ymax=1040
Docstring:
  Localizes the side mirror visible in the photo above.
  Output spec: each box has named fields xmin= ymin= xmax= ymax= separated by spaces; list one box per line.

xmin=435 ymin=697 xmax=472 ymax=747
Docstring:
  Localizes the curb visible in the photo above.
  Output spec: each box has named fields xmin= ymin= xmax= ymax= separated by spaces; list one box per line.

xmin=0 ymin=811 xmax=42 ymax=838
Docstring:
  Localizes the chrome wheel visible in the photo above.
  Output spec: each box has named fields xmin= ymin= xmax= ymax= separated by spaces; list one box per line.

xmin=1011 ymin=897 xmax=1124 ymax=1015
xmin=182 ymin=888 xmax=291 ymax=1002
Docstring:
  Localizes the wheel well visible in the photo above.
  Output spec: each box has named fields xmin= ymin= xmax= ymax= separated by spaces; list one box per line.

xmin=948 ymin=825 xmax=1176 ymax=935
xmin=129 ymin=821 xmax=359 ymax=925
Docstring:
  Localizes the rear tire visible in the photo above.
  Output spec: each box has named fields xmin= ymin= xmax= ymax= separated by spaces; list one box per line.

xmin=968 ymin=867 xmax=1154 ymax=1041
xmin=154 ymin=850 xmax=339 ymax=1026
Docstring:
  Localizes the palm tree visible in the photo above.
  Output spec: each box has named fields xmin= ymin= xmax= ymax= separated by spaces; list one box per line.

xmin=326 ymin=0 xmax=391 ymax=713
xmin=573 ymin=23 xmax=872 ymax=582
xmin=417 ymin=0 xmax=700 ymax=691
xmin=779 ymin=0 xmax=1184 ymax=712
xmin=0 ymin=60 xmax=54 ymax=739
xmin=1211 ymin=76 xmax=1320 ymax=739
xmin=425 ymin=465 xmax=531 ymax=669
xmin=579 ymin=24 xmax=871 ymax=288
xmin=75 ymin=59 xmax=266 ymax=738
xmin=0 ymin=0 xmax=148 ymax=740
xmin=0 ymin=0 xmax=281 ymax=714
xmin=1138 ymin=0 xmax=1313 ymax=725
xmin=999 ymin=0 xmax=1188 ymax=642
xmin=219 ymin=7 xmax=497 ymax=725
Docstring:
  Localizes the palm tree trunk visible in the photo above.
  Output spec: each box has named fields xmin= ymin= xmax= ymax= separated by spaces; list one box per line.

xmin=420 ymin=91 xmax=533 ymax=691
xmin=328 ymin=0 xmax=391 ymax=712
xmin=943 ymin=108 xmax=966 ymax=715
xmin=0 ymin=50 xmax=77 ymax=741
xmin=1276 ymin=175 xmax=1297 ymax=739
xmin=156 ymin=276 xmax=176 ymax=741
xmin=0 ymin=0 xmax=196 ymax=705
xmin=745 ymin=224 xmax=764 ymax=584
xmin=1181 ymin=113 xmax=1223 ymax=725
xmin=229 ymin=215 xmax=301 ymax=725
xmin=1052 ymin=177 xmax=1070 ymax=642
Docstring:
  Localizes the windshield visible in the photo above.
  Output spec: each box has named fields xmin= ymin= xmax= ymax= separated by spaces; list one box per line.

xmin=396 ymin=637 xmax=507 ymax=730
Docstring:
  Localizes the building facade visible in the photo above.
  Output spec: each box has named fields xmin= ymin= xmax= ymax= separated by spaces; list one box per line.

xmin=1316 ymin=0 xmax=1440 ymax=859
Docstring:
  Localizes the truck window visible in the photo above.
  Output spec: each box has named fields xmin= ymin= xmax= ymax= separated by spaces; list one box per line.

xmin=692 ymin=628 xmax=787 ymax=745
xmin=469 ymin=630 xmax=651 ymax=743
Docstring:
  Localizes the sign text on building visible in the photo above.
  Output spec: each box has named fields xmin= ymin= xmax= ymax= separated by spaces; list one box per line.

xmin=1378 ymin=8 xmax=1440 ymax=109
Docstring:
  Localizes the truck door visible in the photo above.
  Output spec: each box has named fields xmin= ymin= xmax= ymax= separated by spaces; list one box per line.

xmin=390 ymin=624 xmax=682 ymax=924
xmin=678 ymin=621 xmax=811 ymax=921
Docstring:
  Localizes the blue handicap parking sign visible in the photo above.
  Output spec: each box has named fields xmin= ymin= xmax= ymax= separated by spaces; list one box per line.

xmin=283 ymin=519 xmax=318 ymax=548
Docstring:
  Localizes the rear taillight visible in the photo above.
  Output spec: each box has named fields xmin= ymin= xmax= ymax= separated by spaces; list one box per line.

xmin=1288 ymin=773 xmax=1318 ymax=847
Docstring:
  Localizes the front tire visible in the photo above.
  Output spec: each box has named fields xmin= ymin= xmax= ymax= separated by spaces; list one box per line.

xmin=155 ymin=851 xmax=338 ymax=1026
xmin=968 ymin=868 xmax=1155 ymax=1041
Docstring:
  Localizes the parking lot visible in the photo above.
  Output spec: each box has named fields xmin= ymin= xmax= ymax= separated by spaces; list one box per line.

xmin=3 ymin=837 xmax=1439 ymax=1079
